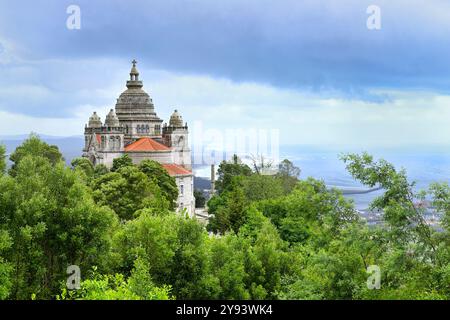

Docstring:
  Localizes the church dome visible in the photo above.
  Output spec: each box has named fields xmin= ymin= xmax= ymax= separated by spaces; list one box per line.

xmin=169 ymin=109 xmax=184 ymax=127
xmin=105 ymin=109 xmax=120 ymax=127
xmin=88 ymin=112 xmax=102 ymax=128
xmin=115 ymin=60 xmax=162 ymax=124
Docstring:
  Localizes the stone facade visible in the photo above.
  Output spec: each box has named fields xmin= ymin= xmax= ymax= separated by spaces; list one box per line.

xmin=83 ymin=60 xmax=195 ymax=216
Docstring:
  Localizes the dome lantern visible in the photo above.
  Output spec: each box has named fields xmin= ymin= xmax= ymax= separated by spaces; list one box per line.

xmin=130 ymin=59 xmax=139 ymax=81
xmin=126 ymin=59 xmax=143 ymax=89
xmin=105 ymin=109 xmax=120 ymax=127
xmin=169 ymin=109 xmax=184 ymax=127
xmin=88 ymin=112 xmax=102 ymax=128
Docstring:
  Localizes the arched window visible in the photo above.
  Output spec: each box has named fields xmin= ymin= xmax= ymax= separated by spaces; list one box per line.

xmin=110 ymin=136 xmax=114 ymax=150
xmin=177 ymin=136 xmax=184 ymax=147
xmin=146 ymin=125 xmax=149 ymax=133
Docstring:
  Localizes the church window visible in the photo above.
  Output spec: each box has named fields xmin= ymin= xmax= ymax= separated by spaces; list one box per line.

xmin=180 ymin=185 xmax=184 ymax=195
xmin=177 ymin=136 xmax=184 ymax=147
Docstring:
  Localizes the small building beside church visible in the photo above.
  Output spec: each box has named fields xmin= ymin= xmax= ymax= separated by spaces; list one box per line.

xmin=83 ymin=60 xmax=195 ymax=215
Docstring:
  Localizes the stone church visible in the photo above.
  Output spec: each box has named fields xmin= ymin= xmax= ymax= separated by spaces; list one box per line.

xmin=83 ymin=60 xmax=195 ymax=215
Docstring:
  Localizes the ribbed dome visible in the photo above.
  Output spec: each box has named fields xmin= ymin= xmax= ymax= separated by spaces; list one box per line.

xmin=169 ymin=109 xmax=184 ymax=127
xmin=115 ymin=87 xmax=156 ymax=116
xmin=115 ymin=60 xmax=162 ymax=124
xmin=105 ymin=109 xmax=120 ymax=127
xmin=88 ymin=112 xmax=102 ymax=128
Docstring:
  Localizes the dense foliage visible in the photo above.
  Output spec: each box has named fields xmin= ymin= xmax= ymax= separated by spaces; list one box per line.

xmin=0 ymin=144 xmax=6 ymax=176
xmin=0 ymin=135 xmax=449 ymax=300
xmin=194 ymin=189 xmax=206 ymax=208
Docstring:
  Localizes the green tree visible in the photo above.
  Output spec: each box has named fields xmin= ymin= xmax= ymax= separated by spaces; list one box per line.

xmin=0 ymin=144 xmax=6 ymax=175
xmin=111 ymin=154 xmax=133 ymax=172
xmin=216 ymin=154 xmax=252 ymax=193
xmin=0 ymin=155 xmax=118 ymax=299
xmin=59 ymin=259 xmax=172 ymax=300
xmin=93 ymin=164 xmax=109 ymax=178
xmin=113 ymin=212 xmax=213 ymax=299
xmin=139 ymin=160 xmax=178 ymax=210
xmin=0 ymin=229 xmax=12 ymax=299
xmin=71 ymin=157 xmax=95 ymax=178
xmin=205 ymin=234 xmax=251 ymax=299
xmin=278 ymin=159 xmax=301 ymax=178
xmin=194 ymin=189 xmax=206 ymax=208
xmin=207 ymin=180 xmax=249 ymax=234
xmin=430 ymin=182 xmax=450 ymax=231
xmin=92 ymin=166 xmax=168 ymax=220
xmin=338 ymin=153 xmax=450 ymax=299
xmin=257 ymin=178 xmax=357 ymax=245
xmin=341 ymin=153 xmax=439 ymax=261
xmin=113 ymin=212 xmax=180 ymax=284
xmin=239 ymin=208 xmax=290 ymax=299
xmin=166 ymin=216 xmax=209 ymax=299
xmin=240 ymin=174 xmax=285 ymax=201
xmin=9 ymin=134 xmax=63 ymax=176
xmin=276 ymin=159 xmax=300 ymax=194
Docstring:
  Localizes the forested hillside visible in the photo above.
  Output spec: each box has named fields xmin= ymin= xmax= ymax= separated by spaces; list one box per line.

xmin=0 ymin=134 xmax=449 ymax=300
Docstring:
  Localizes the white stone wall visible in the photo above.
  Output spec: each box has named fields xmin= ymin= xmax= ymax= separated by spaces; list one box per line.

xmin=175 ymin=175 xmax=195 ymax=217
xmin=164 ymin=129 xmax=191 ymax=170
xmin=128 ymin=151 xmax=173 ymax=165
xmin=173 ymin=149 xmax=192 ymax=171
xmin=100 ymin=152 xmax=124 ymax=168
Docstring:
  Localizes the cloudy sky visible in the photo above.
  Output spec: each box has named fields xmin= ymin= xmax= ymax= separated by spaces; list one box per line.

xmin=0 ymin=0 xmax=449 ymax=149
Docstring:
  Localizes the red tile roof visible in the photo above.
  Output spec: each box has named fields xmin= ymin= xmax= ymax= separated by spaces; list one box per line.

xmin=162 ymin=164 xmax=192 ymax=176
xmin=124 ymin=137 xmax=171 ymax=152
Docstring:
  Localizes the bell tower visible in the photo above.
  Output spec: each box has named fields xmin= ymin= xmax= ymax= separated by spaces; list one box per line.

xmin=163 ymin=109 xmax=191 ymax=170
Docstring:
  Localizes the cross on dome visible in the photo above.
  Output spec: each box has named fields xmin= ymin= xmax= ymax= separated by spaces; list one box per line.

xmin=129 ymin=59 xmax=140 ymax=82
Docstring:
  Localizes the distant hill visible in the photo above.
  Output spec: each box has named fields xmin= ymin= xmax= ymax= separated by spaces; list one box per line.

xmin=0 ymin=134 xmax=84 ymax=166
xmin=194 ymin=176 xmax=211 ymax=191
xmin=1 ymin=134 xmax=213 ymax=191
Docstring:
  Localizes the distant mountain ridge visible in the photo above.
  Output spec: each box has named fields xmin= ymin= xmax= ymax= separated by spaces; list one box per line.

xmin=0 ymin=134 xmax=84 ymax=165
xmin=0 ymin=134 xmax=84 ymax=140
xmin=0 ymin=134 xmax=211 ymax=191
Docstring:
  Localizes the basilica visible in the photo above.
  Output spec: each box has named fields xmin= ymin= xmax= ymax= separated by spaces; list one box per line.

xmin=83 ymin=60 xmax=195 ymax=215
